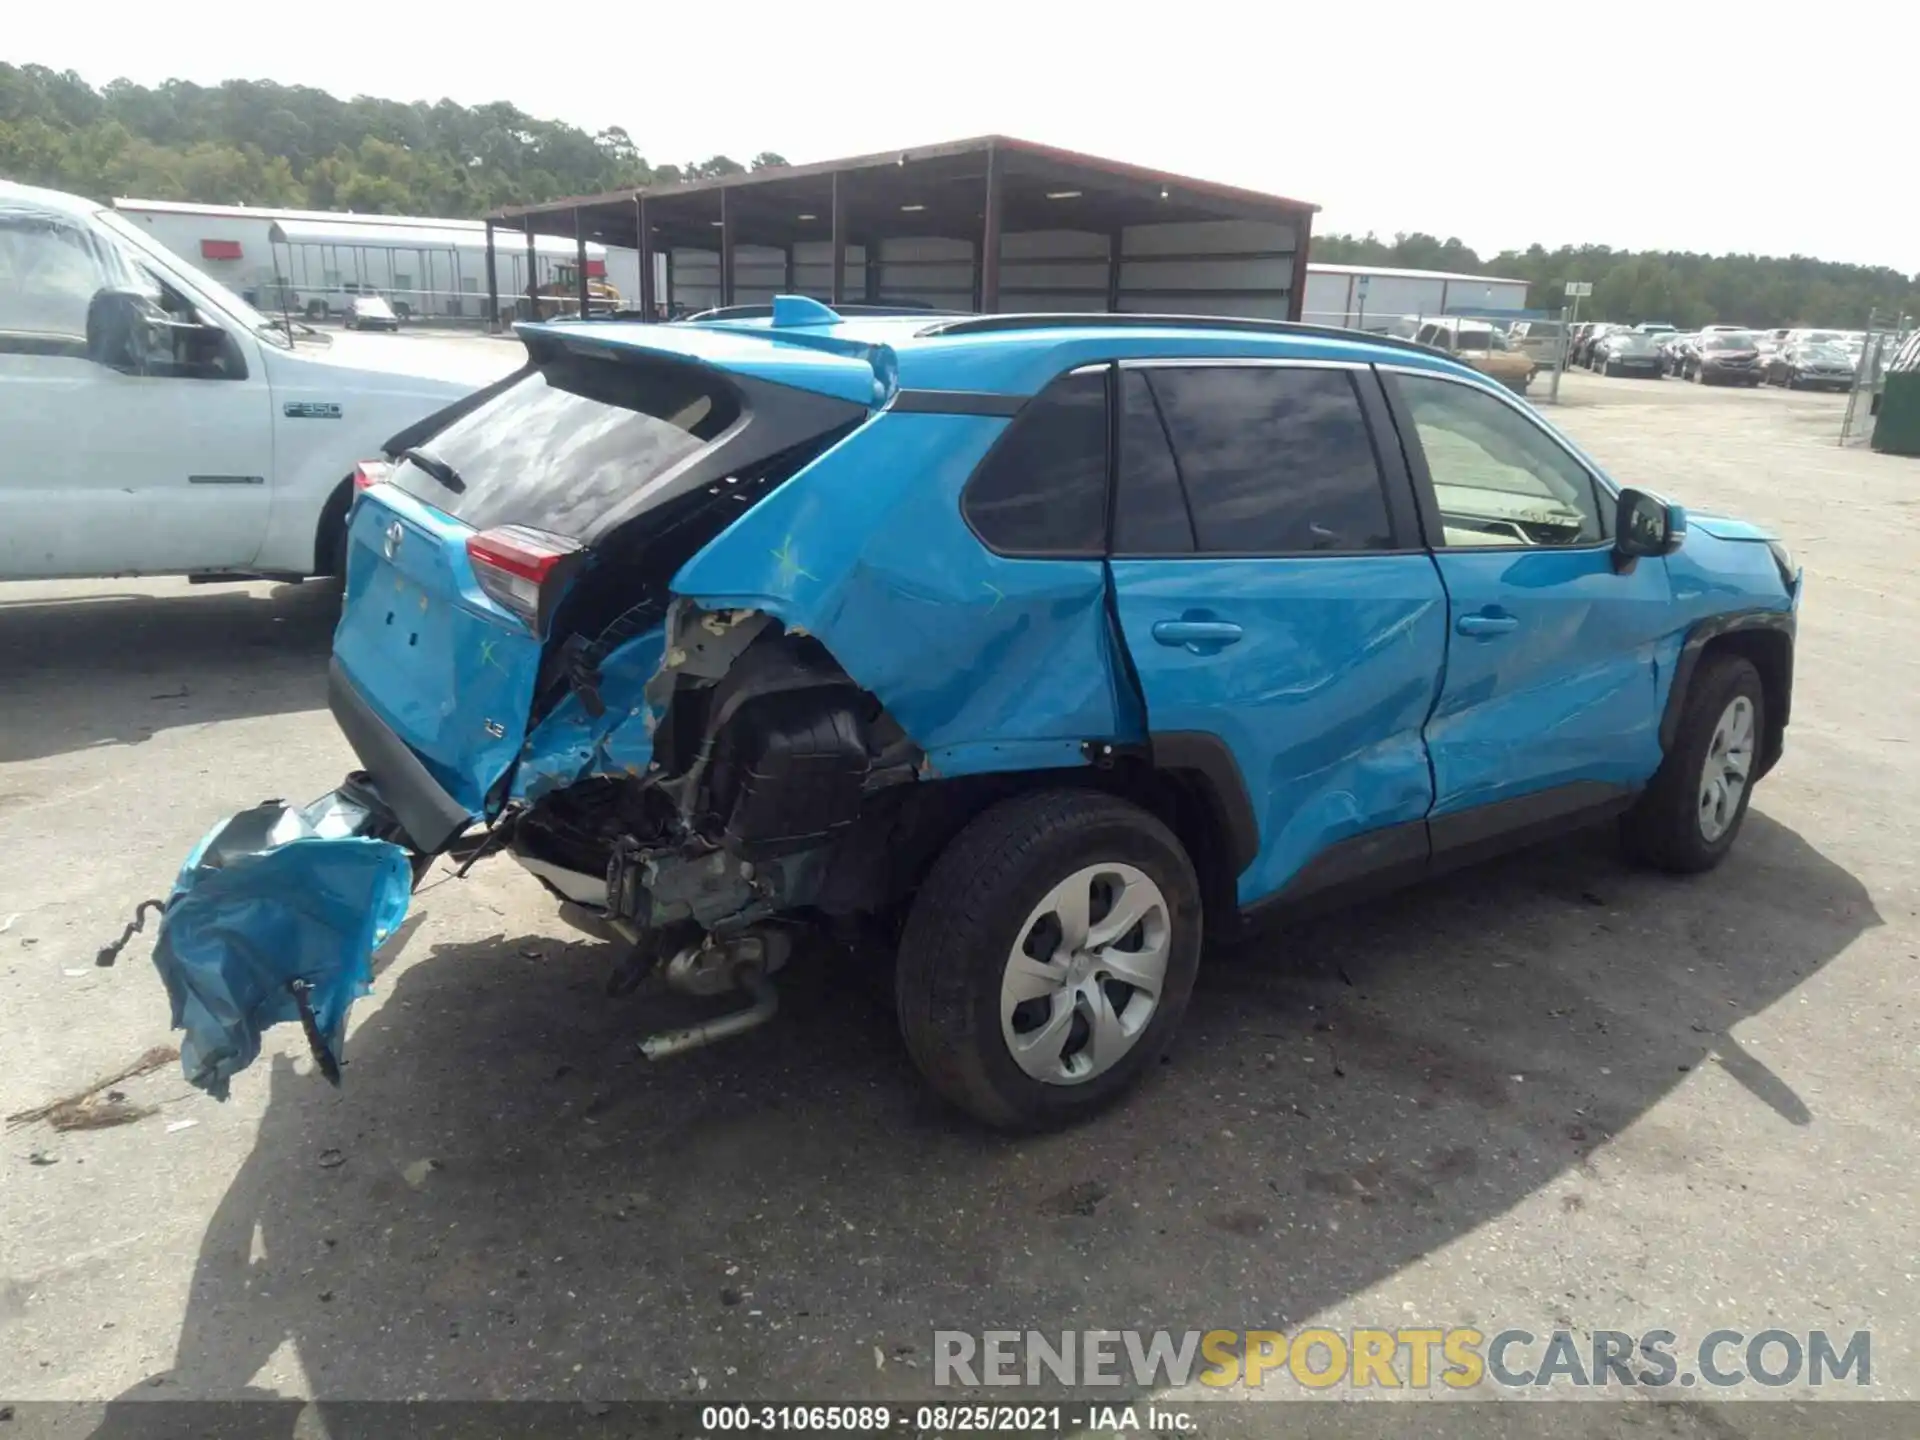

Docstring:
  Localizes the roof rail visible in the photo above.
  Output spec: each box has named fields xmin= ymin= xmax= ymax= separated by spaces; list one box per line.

xmin=913 ymin=312 xmax=1442 ymax=358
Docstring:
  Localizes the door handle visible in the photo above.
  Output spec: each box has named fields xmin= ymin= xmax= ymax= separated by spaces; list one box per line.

xmin=1455 ymin=613 xmax=1519 ymax=637
xmin=1152 ymin=619 xmax=1243 ymax=650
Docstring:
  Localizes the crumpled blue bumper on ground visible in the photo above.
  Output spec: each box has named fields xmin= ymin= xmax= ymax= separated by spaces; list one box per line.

xmin=152 ymin=794 xmax=412 ymax=1099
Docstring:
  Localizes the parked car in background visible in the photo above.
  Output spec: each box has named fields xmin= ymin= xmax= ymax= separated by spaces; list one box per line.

xmin=132 ymin=299 xmax=1803 ymax=1129
xmin=1507 ymin=319 xmax=1566 ymax=369
xmin=1635 ymin=322 xmax=1677 ymax=335
xmin=1590 ymin=329 xmax=1667 ymax=378
xmin=0 ymin=179 xmax=510 ymax=584
xmin=1413 ymin=317 xmax=1537 ymax=393
xmin=345 ymin=294 xmax=400 ymax=332
xmin=1785 ymin=329 xmax=1850 ymax=350
xmin=1686 ymin=332 xmax=1764 ymax=386
xmin=1765 ymin=341 xmax=1857 ymax=391
xmin=1661 ymin=333 xmax=1700 ymax=376
xmin=1573 ymin=322 xmax=1628 ymax=367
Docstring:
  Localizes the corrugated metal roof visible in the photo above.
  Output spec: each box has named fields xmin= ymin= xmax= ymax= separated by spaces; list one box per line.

xmin=491 ymin=134 xmax=1319 ymax=223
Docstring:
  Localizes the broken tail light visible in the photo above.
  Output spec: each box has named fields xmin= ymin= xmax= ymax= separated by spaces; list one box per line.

xmin=353 ymin=460 xmax=393 ymax=490
xmin=466 ymin=526 xmax=583 ymax=630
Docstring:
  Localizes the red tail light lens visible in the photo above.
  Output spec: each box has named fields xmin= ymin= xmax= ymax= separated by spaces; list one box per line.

xmin=353 ymin=460 xmax=392 ymax=490
xmin=465 ymin=526 xmax=582 ymax=628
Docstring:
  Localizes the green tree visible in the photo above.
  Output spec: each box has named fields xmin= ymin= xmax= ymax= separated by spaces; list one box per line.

xmin=0 ymin=62 xmax=787 ymax=220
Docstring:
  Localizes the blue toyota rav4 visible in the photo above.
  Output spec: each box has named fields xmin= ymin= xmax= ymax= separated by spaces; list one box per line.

xmin=143 ymin=298 xmax=1801 ymax=1130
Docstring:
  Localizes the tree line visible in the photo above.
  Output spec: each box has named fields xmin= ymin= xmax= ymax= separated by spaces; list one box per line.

xmin=5 ymin=63 xmax=1913 ymax=329
xmin=1311 ymin=231 xmax=1918 ymax=332
xmin=0 ymin=64 xmax=784 ymax=218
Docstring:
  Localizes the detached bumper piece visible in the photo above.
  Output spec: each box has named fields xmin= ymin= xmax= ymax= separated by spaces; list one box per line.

xmin=147 ymin=789 xmax=413 ymax=1098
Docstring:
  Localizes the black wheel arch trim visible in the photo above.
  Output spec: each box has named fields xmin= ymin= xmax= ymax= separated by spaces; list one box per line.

xmin=1148 ymin=731 xmax=1259 ymax=878
xmin=1660 ymin=609 xmax=1794 ymax=776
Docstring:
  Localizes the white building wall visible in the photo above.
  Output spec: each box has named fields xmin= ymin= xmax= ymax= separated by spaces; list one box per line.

xmin=1302 ymin=266 xmax=1530 ymax=331
xmin=877 ymin=236 xmax=976 ymax=310
xmin=791 ymin=241 xmax=868 ymax=303
xmin=122 ymin=209 xmax=277 ymax=292
xmin=1118 ymin=219 xmax=1299 ymax=320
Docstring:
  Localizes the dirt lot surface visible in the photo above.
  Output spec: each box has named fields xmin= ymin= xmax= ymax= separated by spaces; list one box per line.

xmin=2 ymin=366 xmax=1914 ymax=1429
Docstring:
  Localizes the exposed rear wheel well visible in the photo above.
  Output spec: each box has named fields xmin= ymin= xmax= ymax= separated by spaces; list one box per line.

xmin=822 ymin=759 xmax=1246 ymax=938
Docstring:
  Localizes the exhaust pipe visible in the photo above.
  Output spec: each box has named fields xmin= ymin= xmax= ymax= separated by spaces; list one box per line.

xmin=638 ymin=963 xmax=779 ymax=1060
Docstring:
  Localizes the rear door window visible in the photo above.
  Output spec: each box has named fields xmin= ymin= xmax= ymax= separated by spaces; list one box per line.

xmin=392 ymin=350 xmax=742 ymax=536
xmin=1140 ymin=365 xmax=1396 ymax=554
xmin=1113 ymin=370 xmax=1195 ymax=554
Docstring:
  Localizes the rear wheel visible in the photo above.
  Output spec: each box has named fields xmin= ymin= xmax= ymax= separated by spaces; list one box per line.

xmin=896 ymin=790 xmax=1202 ymax=1130
xmin=1623 ymin=655 xmax=1764 ymax=873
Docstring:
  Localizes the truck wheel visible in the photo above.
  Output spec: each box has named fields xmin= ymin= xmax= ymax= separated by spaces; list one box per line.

xmin=896 ymin=790 xmax=1202 ymax=1130
xmin=1622 ymin=654 xmax=1764 ymax=874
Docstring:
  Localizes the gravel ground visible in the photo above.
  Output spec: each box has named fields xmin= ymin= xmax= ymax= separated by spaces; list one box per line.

xmin=1 ymin=365 xmax=1913 ymax=1429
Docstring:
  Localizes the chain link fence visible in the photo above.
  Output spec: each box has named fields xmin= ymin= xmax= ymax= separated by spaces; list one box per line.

xmin=1842 ymin=313 xmax=1916 ymax=446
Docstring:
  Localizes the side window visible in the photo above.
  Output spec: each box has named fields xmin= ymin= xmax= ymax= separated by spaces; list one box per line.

xmin=1112 ymin=369 xmax=1194 ymax=553
xmin=1416 ymin=323 xmax=1439 ymax=347
xmin=1140 ymin=365 xmax=1395 ymax=555
xmin=962 ymin=368 xmax=1107 ymax=556
xmin=1396 ymin=374 xmax=1607 ymax=548
xmin=0 ymin=215 xmax=115 ymax=350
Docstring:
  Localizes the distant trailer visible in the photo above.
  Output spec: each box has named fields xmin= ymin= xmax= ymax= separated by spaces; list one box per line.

xmin=1301 ymin=263 xmax=1530 ymax=332
xmin=113 ymin=197 xmax=636 ymax=323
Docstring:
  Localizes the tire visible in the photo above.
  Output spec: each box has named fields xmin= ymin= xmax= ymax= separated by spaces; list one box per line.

xmin=896 ymin=789 xmax=1203 ymax=1130
xmin=1604 ymin=361 xmax=1617 ymax=377
xmin=1622 ymin=654 xmax=1765 ymax=874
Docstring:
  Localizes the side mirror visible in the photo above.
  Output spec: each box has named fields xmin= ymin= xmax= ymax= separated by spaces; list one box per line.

xmin=1615 ymin=487 xmax=1686 ymax=567
xmin=85 ymin=288 xmax=244 ymax=379
xmin=85 ymin=289 xmax=159 ymax=373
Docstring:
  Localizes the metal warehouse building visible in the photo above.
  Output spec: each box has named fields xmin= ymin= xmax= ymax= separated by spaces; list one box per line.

xmin=485 ymin=135 xmax=1319 ymax=324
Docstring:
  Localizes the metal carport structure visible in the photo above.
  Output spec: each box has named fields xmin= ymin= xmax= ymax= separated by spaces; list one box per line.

xmin=484 ymin=135 xmax=1317 ymax=327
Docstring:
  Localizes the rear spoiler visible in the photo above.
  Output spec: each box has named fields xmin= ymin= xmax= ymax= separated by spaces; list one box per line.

xmin=517 ymin=301 xmax=898 ymax=409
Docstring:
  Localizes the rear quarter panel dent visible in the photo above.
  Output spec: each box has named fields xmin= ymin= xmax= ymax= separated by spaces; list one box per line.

xmin=670 ymin=412 xmax=1139 ymax=771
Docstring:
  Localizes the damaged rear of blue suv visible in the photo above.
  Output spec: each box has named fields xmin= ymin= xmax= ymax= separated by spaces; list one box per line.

xmin=139 ymin=298 xmax=1802 ymax=1129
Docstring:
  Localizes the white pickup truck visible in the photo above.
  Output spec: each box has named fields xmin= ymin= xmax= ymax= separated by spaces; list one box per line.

xmin=0 ymin=180 xmax=517 ymax=582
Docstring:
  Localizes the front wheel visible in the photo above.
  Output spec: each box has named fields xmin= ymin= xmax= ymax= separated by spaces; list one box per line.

xmin=1623 ymin=655 xmax=1765 ymax=873
xmin=896 ymin=790 xmax=1203 ymax=1130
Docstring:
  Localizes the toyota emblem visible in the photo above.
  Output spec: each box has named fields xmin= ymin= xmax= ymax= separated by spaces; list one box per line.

xmin=383 ymin=521 xmax=405 ymax=560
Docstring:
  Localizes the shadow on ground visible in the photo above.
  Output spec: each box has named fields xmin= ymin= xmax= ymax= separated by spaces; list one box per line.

xmin=90 ymin=811 xmax=1875 ymax=1424
xmin=0 ymin=583 xmax=337 ymax=765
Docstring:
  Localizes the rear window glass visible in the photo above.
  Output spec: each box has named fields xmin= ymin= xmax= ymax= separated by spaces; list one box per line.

xmin=392 ymin=350 xmax=741 ymax=535
xmin=961 ymin=369 xmax=1108 ymax=556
